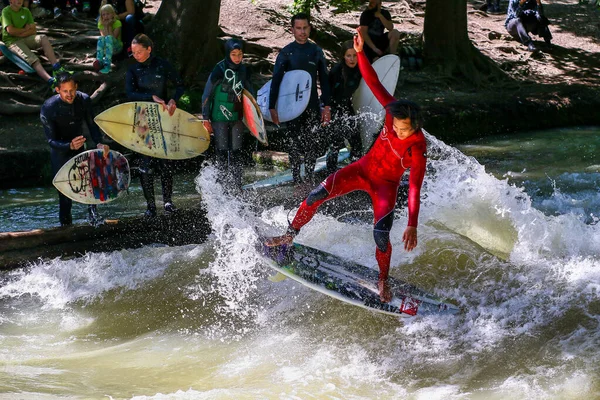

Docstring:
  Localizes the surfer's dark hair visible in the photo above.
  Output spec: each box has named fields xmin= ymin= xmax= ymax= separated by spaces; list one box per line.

xmin=291 ymin=12 xmax=311 ymax=27
xmin=55 ymin=72 xmax=76 ymax=88
xmin=386 ymin=100 xmax=423 ymax=130
xmin=339 ymin=40 xmax=354 ymax=59
xmin=132 ymin=33 xmax=153 ymax=49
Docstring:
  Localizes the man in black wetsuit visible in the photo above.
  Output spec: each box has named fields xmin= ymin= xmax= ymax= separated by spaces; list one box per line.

xmin=268 ymin=13 xmax=331 ymax=186
xmin=40 ymin=73 xmax=109 ymax=227
xmin=359 ymin=0 xmax=401 ymax=62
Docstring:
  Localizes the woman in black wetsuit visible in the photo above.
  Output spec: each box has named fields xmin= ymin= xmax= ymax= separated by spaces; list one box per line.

xmin=125 ymin=33 xmax=185 ymax=218
xmin=325 ymin=40 xmax=363 ymax=174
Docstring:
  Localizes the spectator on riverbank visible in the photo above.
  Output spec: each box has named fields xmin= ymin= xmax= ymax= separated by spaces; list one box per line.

xmin=359 ymin=0 xmax=400 ymax=62
xmin=1 ymin=0 xmax=69 ymax=85
xmin=100 ymin=0 xmax=143 ymax=53
xmin=505 ymin=0 xmax=552 ymax=52
xmin=94 ymin=3 xmax=122 ymax=73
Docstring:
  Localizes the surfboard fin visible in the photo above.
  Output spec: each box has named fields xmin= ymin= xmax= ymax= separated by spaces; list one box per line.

xmin=268 ymin=272 xmax=288 ymax=282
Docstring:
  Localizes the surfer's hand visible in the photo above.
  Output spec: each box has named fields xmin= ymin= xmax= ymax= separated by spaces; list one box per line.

xmin=402 ymin=226 xmax=417 ymax=251
xmin=96 ymin=143 xmax=110 ymax=158
xmin=203 ymin=120 xmax=213 ymax=134
xmin=70 ymin=135 xmax=86 ymax=150
xmin=270 ymin=109 xmax=280 ymax=126
xmin=167 ymin=99 xmax=177 ymax=116
xmin=321 ymin=106 xmax=331 ymax=125
xmin=354 ymin=28 xmax=364 ymax=52
xmin=378 ymin=279 xmax=392 ymax=303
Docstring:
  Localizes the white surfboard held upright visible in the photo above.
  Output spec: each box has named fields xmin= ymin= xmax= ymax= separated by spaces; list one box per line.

xmin=257 ymin=70 xmax=312 ymax=123
xmin=352 ymin=54 xmax=401 ymax=149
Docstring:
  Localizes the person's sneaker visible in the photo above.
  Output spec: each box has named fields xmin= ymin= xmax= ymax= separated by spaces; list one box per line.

xmin=53 ymin=7 xmax=62 ymax=19
xmin=92 ymin=59 xmax=102 ymax=72
xmin=99 ymin=64 xmax=111 ymax=74
xmin=82 ymin=1 xmax=90 ymax=12
xmin=52 ymin=65 xmax=73 ymax=77
xmin=527 ymin=42 xmax=538 ymax=52
xmin=31 ymin=6 xmax=51 ymax=18
xmin=164 ymin=202 xmax=177 ymax=213
xmin=144 ymin=207 xmax=157 ymax=219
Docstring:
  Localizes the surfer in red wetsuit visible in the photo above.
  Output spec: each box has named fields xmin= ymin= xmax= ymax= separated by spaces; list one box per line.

xmin=266 ymin=28 xmax=427 ymax=303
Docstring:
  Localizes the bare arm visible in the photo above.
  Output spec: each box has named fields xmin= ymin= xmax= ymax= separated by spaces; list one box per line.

xmin=358 ymin=25 xmax=382 ymax=56
xmin=117 ymin=0 xmax=135 ymax=20
xmin=375 ymin=7 xmax=394 ymax=32
xmin=112 ymin=25 xmax=121 ymax=39
xmin=6 ymin=23 xmax=36 ymax=38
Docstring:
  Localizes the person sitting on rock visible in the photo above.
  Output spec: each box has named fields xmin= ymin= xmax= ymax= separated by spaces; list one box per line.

xmin=100 ymin=0 xmax=143 ymax=54
xmin=505 ymin=0 xmax=552 ymax=52
xmin=1 ymin=0 xmax=69 ymax=85
xmin=359 ymin=0 xmax=400 ymax=62
xmin=94 ymin=3 xmax=122 ymax=73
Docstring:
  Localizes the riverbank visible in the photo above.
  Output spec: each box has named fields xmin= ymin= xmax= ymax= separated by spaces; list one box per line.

xmin=1 ymin=0 xmax=600 ymax=188
xmin=4 ymin=83 xmax=599 ymax=188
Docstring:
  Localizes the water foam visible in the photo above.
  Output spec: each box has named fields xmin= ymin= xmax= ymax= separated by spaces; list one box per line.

xmin=0 ymin=245 xmax=205 ymax=310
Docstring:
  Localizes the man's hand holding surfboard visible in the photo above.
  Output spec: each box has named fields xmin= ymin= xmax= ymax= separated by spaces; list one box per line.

xmin=69 ymin=136 xmax=110 ymax=159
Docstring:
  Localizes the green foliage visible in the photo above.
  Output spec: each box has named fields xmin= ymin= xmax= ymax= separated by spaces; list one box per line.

xmin=288 ymin=0 xmax=363 ymax=16
xmin=178 ymin=90 xmax=204 ymax=113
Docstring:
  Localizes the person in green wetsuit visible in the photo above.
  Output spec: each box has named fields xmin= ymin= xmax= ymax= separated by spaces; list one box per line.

xmin=201 ymin=39 xmax=254 ymax=192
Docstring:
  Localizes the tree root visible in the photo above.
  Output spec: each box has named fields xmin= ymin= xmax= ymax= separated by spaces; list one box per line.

xmin=0 ymin=100 xmax=41 ymax=115
xmin=91 ymin=82 xmax=109 ymax=103
xmin=0 ymin=87 xmax=45 ymax=102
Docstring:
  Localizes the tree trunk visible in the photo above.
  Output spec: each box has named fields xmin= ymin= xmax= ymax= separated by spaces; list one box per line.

xmin=423 ymin=0 xmax=502 ymax=84
xmin=149 ymin=0 xmax=222 ymax=83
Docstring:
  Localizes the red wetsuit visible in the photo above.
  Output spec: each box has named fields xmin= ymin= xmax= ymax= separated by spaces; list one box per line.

xmin=289 ymin=50 xmax=427 ymax=281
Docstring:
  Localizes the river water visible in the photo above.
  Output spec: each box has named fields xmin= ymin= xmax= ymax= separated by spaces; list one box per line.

xmin=1 ymin=127 xmax=599 ymax=399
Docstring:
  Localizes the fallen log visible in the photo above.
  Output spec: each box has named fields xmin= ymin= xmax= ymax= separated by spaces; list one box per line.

xmin=0 ymin=206 xmax=211 ymax=271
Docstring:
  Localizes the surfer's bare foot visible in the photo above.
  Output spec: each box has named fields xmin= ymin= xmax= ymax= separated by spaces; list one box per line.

xmin=264 ymin=233 xmax=294 ymax=247
xmin=378 ymin=279 xmax=392 ymax=303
